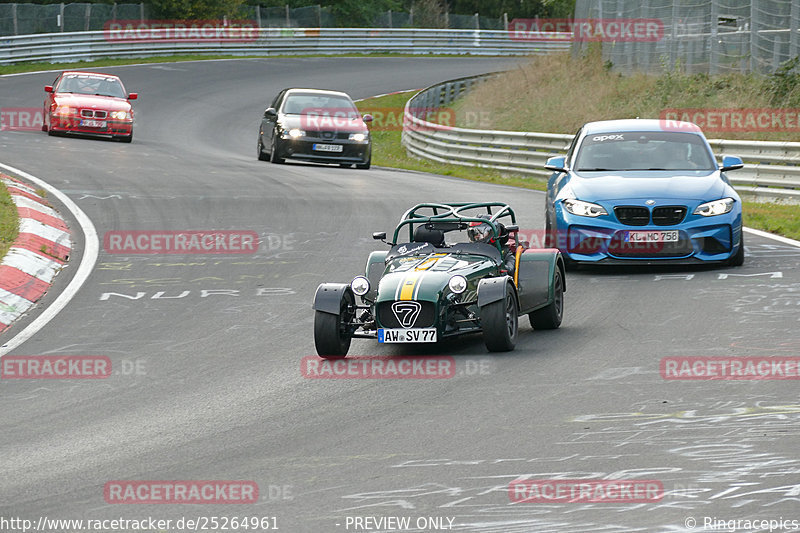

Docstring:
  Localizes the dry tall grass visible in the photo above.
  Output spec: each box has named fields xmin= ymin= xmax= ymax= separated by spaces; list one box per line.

xmin=455 ymin=48 xmax=788 ymax=140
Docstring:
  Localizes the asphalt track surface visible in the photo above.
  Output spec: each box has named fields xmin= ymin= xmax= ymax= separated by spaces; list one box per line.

xmin=1 ymin=57 xmax=799 ymax=533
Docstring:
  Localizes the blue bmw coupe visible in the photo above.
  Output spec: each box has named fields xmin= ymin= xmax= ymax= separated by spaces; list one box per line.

xmin=544 ymin=119 xmax=745 ymax=267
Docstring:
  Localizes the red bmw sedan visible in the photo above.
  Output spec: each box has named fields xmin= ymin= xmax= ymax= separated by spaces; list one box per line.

xmin=43 ymin=71 xmax=137 ymax=142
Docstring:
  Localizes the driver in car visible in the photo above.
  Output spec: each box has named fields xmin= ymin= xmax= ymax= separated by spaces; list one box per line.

xmin=467 ymin=215 xmax=522 ymax=275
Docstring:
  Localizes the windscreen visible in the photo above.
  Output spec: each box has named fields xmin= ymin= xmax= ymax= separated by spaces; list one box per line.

xmin=574 ymin=131 xmax=716 ymax=171
xmin=56 ymin=74 xmax=126 ymax=98
xmin=281 ymin=93 xmax=360 ymax=118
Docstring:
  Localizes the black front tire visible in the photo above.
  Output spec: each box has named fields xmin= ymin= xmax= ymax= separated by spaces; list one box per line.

xmin=314 ymin=311 xmax=352 ymax=358
xmin=529 ymin=268 xmax=564 ymax=329
xmin=118 ymin=132 xmax=133 ymax=143
xmin=726 ymin=233 xmax=745 ymax=267
xmin=482 ymin=283 xmax=518 ymax=352
xmin=270 ymin=133 xmax=285 ymax=164
xmin=257 ymin=137 xmax=269 ymax=161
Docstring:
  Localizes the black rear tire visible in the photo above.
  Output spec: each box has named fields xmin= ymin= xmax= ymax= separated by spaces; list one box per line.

xmin=529 ymin=268 xmax=564 ymax=329
xmin=482 ymin=283 xmax=518 ymax=352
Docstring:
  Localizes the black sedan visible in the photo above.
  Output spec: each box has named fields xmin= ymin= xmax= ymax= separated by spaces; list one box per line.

xmin=257 ymin=88 xmax=372 ymax=169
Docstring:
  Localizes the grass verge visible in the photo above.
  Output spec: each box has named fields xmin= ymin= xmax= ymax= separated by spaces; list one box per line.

xmin=0 ymin=181 xmax=20 ymax=260
xmin=356 ymin=91 xmax=547 ymax=191
xmin=742 ymin=201 xmax=800 ymax=241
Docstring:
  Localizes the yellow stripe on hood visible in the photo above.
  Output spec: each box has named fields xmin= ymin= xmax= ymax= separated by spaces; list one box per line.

xmin=399 ymin=272 xmax=422 ymax=300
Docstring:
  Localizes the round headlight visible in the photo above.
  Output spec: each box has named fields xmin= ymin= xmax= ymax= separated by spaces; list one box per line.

xmin=351 ymin=276 xmax=370 ymax=296
xmin=349 ymin=132 xmax=367 ymax=142
xmin=288 ymin=128 xmax=305 ymax=138
xmin=448 ymin=275 xmax=467 ymax=294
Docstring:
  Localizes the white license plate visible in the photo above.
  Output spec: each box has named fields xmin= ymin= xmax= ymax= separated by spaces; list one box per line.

xmin=624 ymin=230 xmax=679 ymax=243
xmin=312 ymin=143 xmax=343 ymax=152
xmin=80 ymin=119 xmax=106 ymax=128
xmin=378 ymin=328 xmax=437 ymax=343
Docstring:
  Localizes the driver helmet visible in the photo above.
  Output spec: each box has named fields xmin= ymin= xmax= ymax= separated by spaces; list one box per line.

xmin=467 ymin=214 xmax=496 ymax=244
xmin=468 ymin=214 xmax=509 ymax=246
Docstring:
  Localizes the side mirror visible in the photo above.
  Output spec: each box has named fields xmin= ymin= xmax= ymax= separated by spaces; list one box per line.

xmin=264 ymin=107 xmax=277 ymax=120
xmin=127 ymin=93 xmax=138 ymax=100
xmin=44 ymin=86 xmax=53 ymax=93
xmin=362 ymin=113 xmax=373 ymax=123
xmin=545 ymin=156 xmax=567 ymax=173
xmin=720 ymin=155 xmax=744 ymax=172
xmin=372 ymin=232 xmax=386 ymax=241
xmin=505 ymin=224 xmax=519 ymax=233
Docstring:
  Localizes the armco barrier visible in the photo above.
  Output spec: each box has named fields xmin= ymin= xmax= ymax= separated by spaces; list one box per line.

xmin=0 ymin=28 xmax=571 ymax=64
xmin=402 ymin=76 xmax=800 ymax=202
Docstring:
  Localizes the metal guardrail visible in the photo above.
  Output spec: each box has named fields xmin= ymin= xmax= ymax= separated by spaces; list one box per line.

xmin=0 ymin=28 xmax=571 ymax=64
xmin=402 ymin=76 xmax=800 ymax=202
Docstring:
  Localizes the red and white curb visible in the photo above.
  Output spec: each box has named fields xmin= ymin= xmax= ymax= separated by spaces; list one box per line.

xmin=0 ymin=173 xmax=71 ymax=333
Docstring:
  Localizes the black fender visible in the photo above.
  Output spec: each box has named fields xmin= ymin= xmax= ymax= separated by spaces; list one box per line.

xmin=312 ymin=283 xmax=352 ymax=315
xmin=477 ymin=276 xmax=519 ymax=309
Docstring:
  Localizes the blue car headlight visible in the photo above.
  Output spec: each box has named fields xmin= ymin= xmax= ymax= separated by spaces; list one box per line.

xmin=693 ymin=198 xmax=734 ymax=217
xmin=563 ymin=199 xmax=608 ymax=217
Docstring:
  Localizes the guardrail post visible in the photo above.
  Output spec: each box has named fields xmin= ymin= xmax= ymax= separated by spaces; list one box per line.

xmin=12 ymin=3 xmax=18 ymax=36
xmin=790 ymin=1 xmax=799 ymax=60
xmin=59 ymin=3 xmax=65 ymax=32
xmin=140 ymin=2 xmax=144 ymax=23
xmin=710 ymin=0 xmax=719 ymax=75
xmin=749 ymin=1 xmax=757 ymax=72
xmin=285 ymin=4 xmax=290 ymax=27
xmin=85 ymin=4 xmax=91 ymax=32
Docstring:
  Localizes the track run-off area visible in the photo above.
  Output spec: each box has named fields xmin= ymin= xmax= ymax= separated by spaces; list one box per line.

xmin=1 ymin=57 xmax=799 ymax=532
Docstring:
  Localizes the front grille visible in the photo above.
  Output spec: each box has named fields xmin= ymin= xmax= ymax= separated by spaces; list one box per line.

xmin=652 ymin=206 xmax=687 ymax=226
xmin=306 ymin=131 xmax=351 ymax=140
xmin=615 ymin=206 xmax=650 ymax=226
xmin=80 ymin=109 xmax=107 ymax=119
xmin=378 ymin=301 xmax=436 ymax=329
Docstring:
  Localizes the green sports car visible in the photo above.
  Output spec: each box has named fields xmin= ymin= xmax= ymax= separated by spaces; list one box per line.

xmin=312 ymin=202 xmax=566 ymax=357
